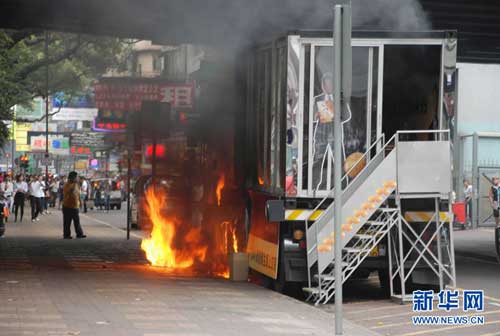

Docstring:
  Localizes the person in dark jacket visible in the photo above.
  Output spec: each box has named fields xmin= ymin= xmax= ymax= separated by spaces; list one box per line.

xmin=62 ymin=171 xmax=86 ymax=239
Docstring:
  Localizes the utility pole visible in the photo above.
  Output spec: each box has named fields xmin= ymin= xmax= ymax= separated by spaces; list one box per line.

xmin=333 ymin=2 xmax=352 ymax=335
xmin=44 ymin=31 xmax=49 ymax=181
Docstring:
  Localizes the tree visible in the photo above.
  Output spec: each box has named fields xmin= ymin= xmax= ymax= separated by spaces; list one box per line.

xmin=0 ymin=29 xmax=131 ymax=145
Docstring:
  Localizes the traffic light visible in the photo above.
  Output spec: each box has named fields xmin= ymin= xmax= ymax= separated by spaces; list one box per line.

xmin=20 ymin=155 xmax=29 ymax=169
xmin=145 ymin=144 xmax=166 ymax=158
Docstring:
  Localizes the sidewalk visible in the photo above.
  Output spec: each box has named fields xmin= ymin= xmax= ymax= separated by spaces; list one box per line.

xmin=0 ymin=210 xmax=380 ymax=336
xmin=453 ymin=227 xmax=498 ymax=262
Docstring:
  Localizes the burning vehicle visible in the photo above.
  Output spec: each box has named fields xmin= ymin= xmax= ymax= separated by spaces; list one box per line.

xmin=131 ymin=174 xmax=190 ymax=230
xmin=121 ymin=81 xmax=246 ymax=278
xmin=125 ymin=29 xmax=457 ymax=302
xmin=244 ymin=30 xmax=458 ymax=302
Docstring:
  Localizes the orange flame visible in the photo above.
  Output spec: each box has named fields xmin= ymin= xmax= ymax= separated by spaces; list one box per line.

xmin=216 ymin=174 xmax=225 ymax=206
xmin=140 ymin=186 xmax=245 ymax=279
xmin=232 ymin=228 xmax=238 ymax=253
xmin=258 ymin=176 xmax=264 ymax=185
xmin=141 ymin=187 xmax=207 ymax=268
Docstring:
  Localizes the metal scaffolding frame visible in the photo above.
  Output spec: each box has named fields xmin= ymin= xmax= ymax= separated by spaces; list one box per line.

xmin=389 ymin=194 xmax=457 ymax=302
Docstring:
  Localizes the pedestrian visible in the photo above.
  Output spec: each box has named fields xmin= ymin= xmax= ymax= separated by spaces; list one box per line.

xmin=50 ymin=178 xmax=58 ymax=207
xmin=28 ymin=175 xmax=35 ymax=218
xmin=0 ymin=175 xmax=14 ymax=215
xmin=57 ymin=177 xmax=65 ymax=210
xmin=62 ymin=171 xmax=86 ymax=239
xmin=29 ymin=175 xmax=43 ymax=222
xmin=489 ymin=177 xmax=500 ymax=228
xmin=103 ymin=179 xmax=111 ymax=212
xmin=95 ymin=183 xmax=102 ymax=210
xmin=41 ymin=177 xmax=49 ymax=214
xmin=80 ymin=177 xmax=89 ymax=213
xmin=13 ymin=175 xmax=28 ymax=222
xmin=463 ymin=179 xmax=473 ymax=225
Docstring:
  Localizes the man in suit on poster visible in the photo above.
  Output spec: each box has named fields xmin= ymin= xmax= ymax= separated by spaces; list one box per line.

xmin=313 ymin=72 xmax=335 ymax=161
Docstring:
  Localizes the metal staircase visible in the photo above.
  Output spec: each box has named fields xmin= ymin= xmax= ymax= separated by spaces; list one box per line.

xmin=303 ymin=130 xmax=456 ymax=305
xmin=303 ymin=133 xmax=399 ymax=304
xmin=305 ymin=207 xmax=399 ymax=304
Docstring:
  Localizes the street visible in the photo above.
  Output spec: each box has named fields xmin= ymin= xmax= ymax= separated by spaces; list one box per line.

xmin=319 ymin=229 xmax=500 ymax=336
xmin=0 ymin=206 xmax=377 ymax=336
xmin=1 ymin=2 xmax=500 ymax=335
xmin=1 ymin=206 xmax=498 ymax=335
xmin=69 ymin=209 xmax=500 ymax=335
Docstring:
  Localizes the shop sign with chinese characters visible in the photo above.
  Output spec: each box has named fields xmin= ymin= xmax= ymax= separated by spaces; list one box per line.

xmin=94 ymin=80 xmax=194 ymax=111
xmin=27 ymin=132 xmax=70 ymax=156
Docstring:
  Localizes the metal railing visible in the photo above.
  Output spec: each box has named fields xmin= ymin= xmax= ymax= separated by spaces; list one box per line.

xmin=306 ymin=129 xmax=451 ymax=290
xmin=306 ymin=133 xmax=390 ymax=288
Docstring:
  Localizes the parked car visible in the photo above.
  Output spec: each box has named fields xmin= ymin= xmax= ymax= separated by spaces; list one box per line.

xmin=90 ymin=178 xmax=123 ymax=210
xmin=131 ymin=174 xmax=189 ymax=229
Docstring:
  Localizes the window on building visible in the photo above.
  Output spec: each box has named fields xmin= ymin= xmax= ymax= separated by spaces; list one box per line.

xmin=153 ymin=55 xmax=162 ymax=72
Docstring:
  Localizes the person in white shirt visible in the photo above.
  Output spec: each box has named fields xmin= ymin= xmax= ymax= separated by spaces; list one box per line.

xmin=40 ymin=179 xmax=49 ymax=214
xmin=463 ymin=179 xmax=473 ymax=225
xmin=1 ymin=175 xmax=14 ymax=213
xmin=50 ymin=178 xmax=59 ymax=207
xmin=80 ymin=177 xmax=89 ymax=213
xmin=13 ymin=175 xmax=28 ymax=222
xmin=30 ymin=175 xmax=44 ymax=221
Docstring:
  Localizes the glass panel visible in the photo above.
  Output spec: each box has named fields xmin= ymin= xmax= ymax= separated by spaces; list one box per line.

xmin=371 ymin=49 xmax=379 ymax=147
xmin=301 ymin=45 xmax=311 ymax=194
xmin=255 ymin=53 xmax=265 ymax=186
xmin=443 ymin=71 xmax=456 ymax=138
xmin=270 ymin=49 xmax=277 ymax=188
xmin=276 ymin=45 xmax=286 ymax=190
xmin=382 ymin=46 xmax=441 ymax=141
xmin=310 ymin=46 xmax=370 ymax=192
xmin=264 ymin=50 xmax=272 ymax=186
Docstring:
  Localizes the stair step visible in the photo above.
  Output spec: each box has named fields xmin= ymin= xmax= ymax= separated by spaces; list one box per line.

xmin=318 ymin=275 xmax=335 ymax=282
xmin=376 ymin=208 xmax=398 ymax=213
xmin=344 ymin=247 xmax=362 ymax=253
xmin=354 ymin=234 xmax=374 ymax=240
xmin=302 ymin=287 xmax=321 ymax=294
xmin=313 ymin=262 xmax=349 ymax=279
xmin=365 ymin=220 xmax=386 ymax=226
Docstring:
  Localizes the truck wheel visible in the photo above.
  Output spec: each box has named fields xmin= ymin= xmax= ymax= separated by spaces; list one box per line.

xmin=117 ymin=204 xmax=121 ymax=210
xmin=274 ymin=267 xmax=288 ymax=294
xmin=378 ymin=269 xmax=390 ymax=297
xmin=378 ymin=269 xmax=413 ymax=297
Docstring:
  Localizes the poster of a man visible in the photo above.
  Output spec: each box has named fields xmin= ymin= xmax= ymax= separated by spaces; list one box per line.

xmin=311 ymin=46 xmax=368 ymax=191
xmin=313 ymin=72 xmax=335 ymax=163
xmin=314 ymin=72 xmax=335 ymax=123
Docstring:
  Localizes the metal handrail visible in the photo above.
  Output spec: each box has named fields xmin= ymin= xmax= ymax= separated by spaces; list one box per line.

xmin=306 ymin=130 xmax=451 ymax=273
xmin=307 ymin=133 xmax=388 ymax=259
xmin=397 ymin=130 xmax=450 ymax=134
xmin=309 ymin=134 xmax=386 ymax=216
xmin=396 ymin=129 xmax=450 ymax=141
xmin=307 ymin=129 xmax=452 ymax=295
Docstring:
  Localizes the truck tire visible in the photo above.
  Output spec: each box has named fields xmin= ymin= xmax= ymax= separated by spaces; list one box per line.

xmin=117 ymin=204 xmax=121 ymax=210
xmin=378 ymin=269 xmax=413 ymax=297
xmin=273 ymin=264 xmax=288 ymax=294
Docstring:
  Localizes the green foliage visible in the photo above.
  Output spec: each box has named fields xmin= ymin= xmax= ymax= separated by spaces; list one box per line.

xmin=0 ymin=29 xmax=131 ymax=145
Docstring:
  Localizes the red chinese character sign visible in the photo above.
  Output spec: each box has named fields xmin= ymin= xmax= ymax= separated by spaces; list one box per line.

xmin=70 ymin=147 xmax=91 ymax=155
xmin=94 ymin=80 xmax=195 ymax=111
xmin=93 ymin=121 xmax=127 ymax=132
